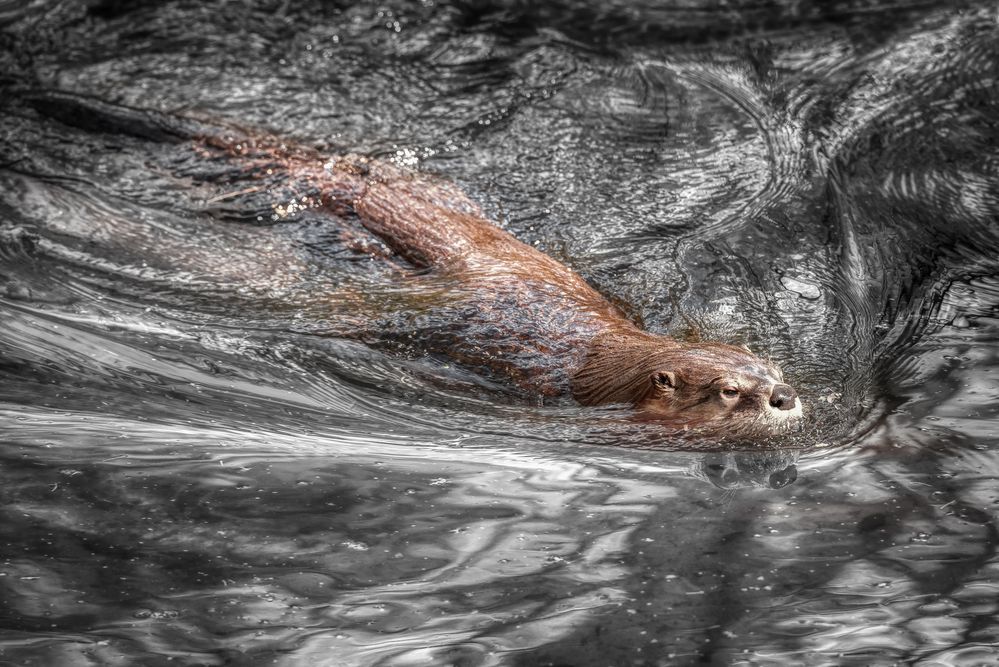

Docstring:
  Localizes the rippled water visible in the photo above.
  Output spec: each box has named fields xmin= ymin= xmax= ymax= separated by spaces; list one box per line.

xmin=2 ymin=1 xmax=999 ymax=664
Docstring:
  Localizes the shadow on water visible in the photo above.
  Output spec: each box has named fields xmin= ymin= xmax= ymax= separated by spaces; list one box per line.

xmin=2 ymin=0 xmax=999 ymax=664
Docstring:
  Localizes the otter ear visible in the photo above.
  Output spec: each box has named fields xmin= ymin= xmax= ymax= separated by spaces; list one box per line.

xmin=651 ymin=371 xmax=676 ymax=394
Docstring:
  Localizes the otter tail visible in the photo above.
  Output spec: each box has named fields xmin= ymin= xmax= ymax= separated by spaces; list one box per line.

xmin=24 ymin=90 xmax=226 ymax=143
xmin=19 ymin=90 xmax=508 ymax=271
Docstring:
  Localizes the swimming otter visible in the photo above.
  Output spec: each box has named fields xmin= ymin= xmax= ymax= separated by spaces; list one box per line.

xmin=25 ymin=91 xmax=802 ymax=437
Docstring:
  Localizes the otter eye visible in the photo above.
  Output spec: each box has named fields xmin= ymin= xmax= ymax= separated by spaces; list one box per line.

xmin=720 ymin=387 xmax=740 ymax=399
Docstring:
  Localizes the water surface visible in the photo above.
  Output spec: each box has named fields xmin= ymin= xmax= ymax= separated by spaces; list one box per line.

xmin=2 ymin=1 xmax=999 ymax=664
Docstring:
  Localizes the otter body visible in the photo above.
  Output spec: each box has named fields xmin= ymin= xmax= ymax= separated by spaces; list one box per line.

xmin=27 ymin=91 xmax=802 ymax=437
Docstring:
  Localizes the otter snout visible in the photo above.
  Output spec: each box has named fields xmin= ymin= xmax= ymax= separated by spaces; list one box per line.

xmin=769 ymin=384 xmax=798 ymax=411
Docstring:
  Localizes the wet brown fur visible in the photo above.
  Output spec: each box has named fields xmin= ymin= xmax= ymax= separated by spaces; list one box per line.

xmin=24 ymin=91 xmax=800 ymax=431
xmin=189 ymin=132 xmax=801 ymax=432
xmin=572 ymin=328 xmax=795 ymax=434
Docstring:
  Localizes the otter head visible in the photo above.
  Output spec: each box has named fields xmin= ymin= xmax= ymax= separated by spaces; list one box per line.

xmin=635 ymin=343 xmax=802 ymax=435
xmin=572 ymin=333 xmax=803 ymax=439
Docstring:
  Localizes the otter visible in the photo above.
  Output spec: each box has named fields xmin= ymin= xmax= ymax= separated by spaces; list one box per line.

xmin=25 ymin=91 xmax=802 ymax=438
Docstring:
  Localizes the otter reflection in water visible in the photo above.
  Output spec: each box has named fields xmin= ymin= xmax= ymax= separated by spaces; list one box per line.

xmin=26 ymin=91 xmax=801 ymax=439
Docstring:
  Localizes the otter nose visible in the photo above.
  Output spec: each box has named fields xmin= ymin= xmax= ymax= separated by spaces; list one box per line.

xmin=769 ymin=384 xmax=798 ymax=410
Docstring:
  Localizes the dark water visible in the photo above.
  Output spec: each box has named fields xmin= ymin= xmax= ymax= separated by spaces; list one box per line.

xmin=2 ymin=1 xmax=999 ymax=664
